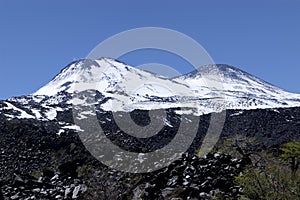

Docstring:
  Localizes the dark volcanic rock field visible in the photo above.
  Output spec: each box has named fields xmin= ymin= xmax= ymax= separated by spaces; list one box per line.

xmin=0 ymin=107 xmax=299 ymax=199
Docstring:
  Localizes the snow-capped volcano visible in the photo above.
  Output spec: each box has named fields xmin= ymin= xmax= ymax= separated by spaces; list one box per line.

xmin=174 ymin=64 xmax=300 ymax=110
xmin=34 ymin=58 xmax=174 ymax=96
xmin=34 ymin=58 xmax=190 ymax=98
xmin=1 ymin=58 xmax=300 ymax=121
xmin=34 ymin=58 xmax=300 ymax=111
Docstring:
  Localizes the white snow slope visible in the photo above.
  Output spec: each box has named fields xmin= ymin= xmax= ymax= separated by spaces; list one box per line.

xmin=1 ymin=58 xmax=300 ymax=121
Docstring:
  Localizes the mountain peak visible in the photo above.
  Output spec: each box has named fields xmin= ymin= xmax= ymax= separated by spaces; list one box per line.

xmin=33 ymin=58 xmax=136 ymax=96
xmin=180 ymin=64 xmax=250 ymax=79
xmin=30 ymin=58 xmax=300 ymax=114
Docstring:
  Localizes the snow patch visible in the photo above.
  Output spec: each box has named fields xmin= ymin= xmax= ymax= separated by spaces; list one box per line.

xmin=230 ymin=111 xmax=244 ymax=117
xmin=3 ymin=102 xmax=35 ymax=119
xmin=31 ymin=109 xmax=42 ymax=119
xmin=45 ymin=109 xmax=57 ymax=120
xmin=76 ymin=110 xmax=96 ymax=120
xmin=62 ymin=125 xmax=83 ymax=132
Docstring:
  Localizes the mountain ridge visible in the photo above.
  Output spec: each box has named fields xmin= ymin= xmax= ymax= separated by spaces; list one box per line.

xmin=0 ymin=58 xmax=300 ymax=122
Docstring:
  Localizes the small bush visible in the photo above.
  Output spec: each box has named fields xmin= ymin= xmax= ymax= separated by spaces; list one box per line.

xmin=236 ymin=162 xmax=300 ymax=199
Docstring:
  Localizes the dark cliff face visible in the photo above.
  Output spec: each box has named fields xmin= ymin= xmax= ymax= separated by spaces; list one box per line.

xmin=0 ymin=107 xmax=299 ymax=199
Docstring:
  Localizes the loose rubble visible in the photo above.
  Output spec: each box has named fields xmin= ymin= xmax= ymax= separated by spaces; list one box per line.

xmin=1 ymin=171 xmax=86 ymax=199
xmin=1 ymin=107 xmax=300 ymax=199
xmin=137 ymin=152 xmax=246 ymax=199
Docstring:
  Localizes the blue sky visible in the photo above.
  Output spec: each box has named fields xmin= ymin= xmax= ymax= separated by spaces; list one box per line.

xmin=0 ymin=0 xmax=299 ymax=99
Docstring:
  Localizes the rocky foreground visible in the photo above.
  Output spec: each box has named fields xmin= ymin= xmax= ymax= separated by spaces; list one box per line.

xmin=0 ymin=107 xmax=300 ymax=199
xmin=0 ymin=120 xmax=246 ymax=199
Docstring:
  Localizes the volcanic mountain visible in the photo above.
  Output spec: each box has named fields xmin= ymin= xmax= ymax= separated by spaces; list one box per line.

xmin=1 ymin=57 xmax=300 ymax=123
xmin=1 ymin=58 xmax=300 ymax=199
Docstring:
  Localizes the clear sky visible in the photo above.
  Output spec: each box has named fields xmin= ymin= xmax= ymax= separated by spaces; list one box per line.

xmin=0 ymin=0 xmax=299 ymax=99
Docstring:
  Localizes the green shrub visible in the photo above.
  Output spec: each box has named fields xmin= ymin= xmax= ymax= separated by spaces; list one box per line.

xmin=235 ymin=142 xmax=300 ymax=199
xmin=280 ymin=141 xmax=300 ymax=177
